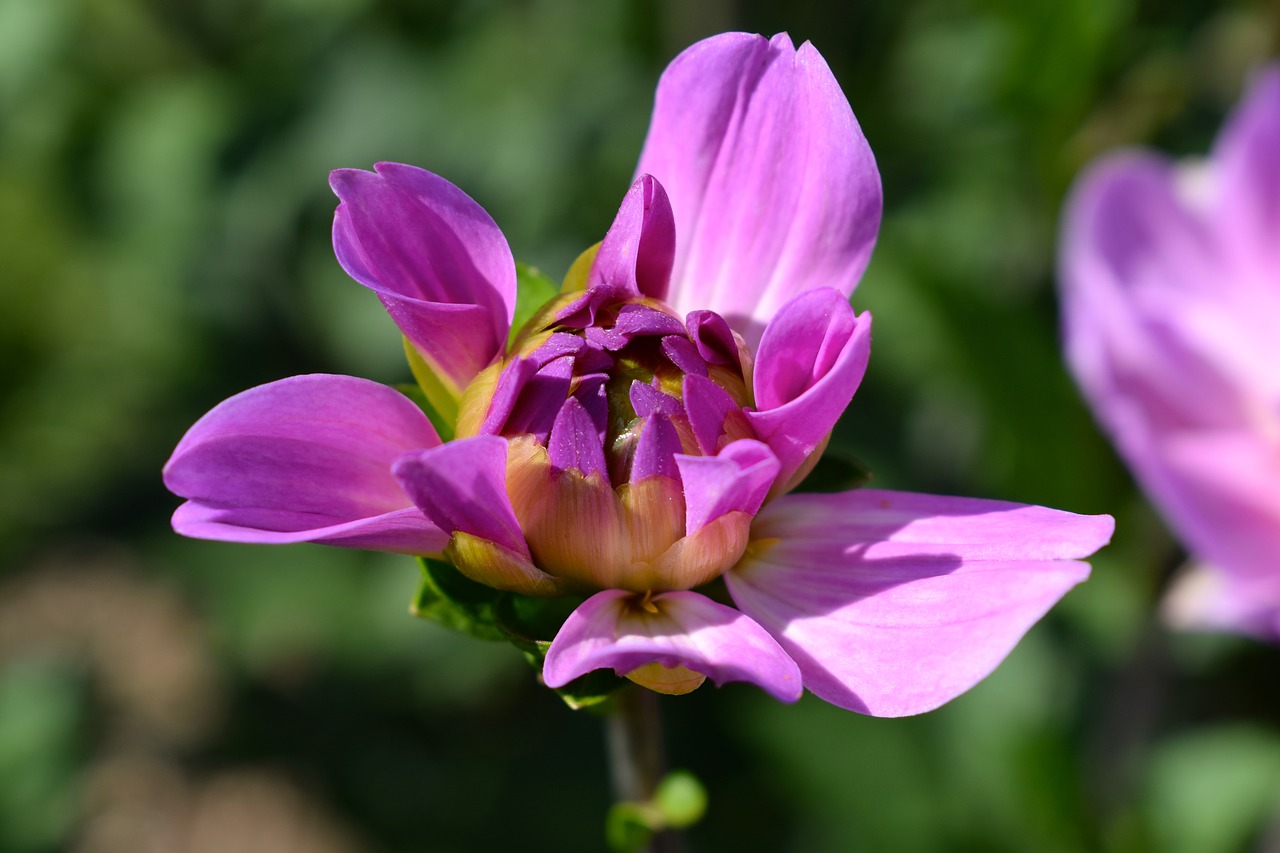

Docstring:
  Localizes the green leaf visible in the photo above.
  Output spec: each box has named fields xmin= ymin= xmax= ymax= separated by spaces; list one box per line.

xmin=410 ymin=557 xmax=504 ymax=641
xmin=493 ymin=592 xmax=625 ymax=709
xmin=510 ymin=262 xmax=560 ymax=346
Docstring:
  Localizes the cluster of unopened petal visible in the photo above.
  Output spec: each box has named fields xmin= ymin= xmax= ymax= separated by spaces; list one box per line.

xmin=443 ymin=288 xmax=767 ymax=596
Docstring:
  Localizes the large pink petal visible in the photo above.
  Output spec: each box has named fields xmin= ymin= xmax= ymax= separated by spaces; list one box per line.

xmin=392 ymin=436 xmax=529 ymax=557
xmin=745 ymin=289 xmax=871 ymax=489
xmin=726 ymin=489 xmax=1111 ymax=717
xmin=635 ymin=32 xmax=881 ymax=348
xmin=542 ymin=589 xmax=802 ymax=702
xmin=163 ymin=374 xmax=446 ymax=554
xmin=331 ymin=162 xmax=516 ymax=391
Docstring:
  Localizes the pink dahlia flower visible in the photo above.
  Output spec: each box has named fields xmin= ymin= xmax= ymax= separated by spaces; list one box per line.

xmin=1060 ymin=66 xmax=1280 ymax=641
xmin=165 ymin=32 xmax=1112 ymax=716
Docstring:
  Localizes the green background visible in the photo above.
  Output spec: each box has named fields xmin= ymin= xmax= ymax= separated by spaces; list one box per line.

xmin=2 ymin=0 xmax=1279 ymax=850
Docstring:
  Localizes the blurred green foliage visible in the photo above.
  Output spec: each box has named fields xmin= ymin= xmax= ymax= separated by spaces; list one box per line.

xmin=2 ymin=0 xmax=1279 ymax=851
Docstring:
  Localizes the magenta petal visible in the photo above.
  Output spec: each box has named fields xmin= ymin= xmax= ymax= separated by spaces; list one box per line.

xmin=631 ymin=414 xmax=681 ymax=483
xmin=674 ymin=440 xmax=780 ymax=534
xmin=682 ymin=374 xmax=738 ymax=455
xmin=542 ymin=589 xmax=802 ymax=702
xmin=727 ymin=489 xmax=1112 ymax=717
xmin=589 ymin=174 xmax=676 ymax=301
xmin=163 ymin=374 xmax=447 ymax=554
xmin=746 ymin=289 xmax=872 ymax=487
xmin=392 ymin=436 xmax=528 ymax=557
xmin=635 ymin=33 xmax=881 ymax=347
xmin=547 ymin=396 xmax=608 ymax=478
xmin=331 ymin=163 xmax=516 ymax=390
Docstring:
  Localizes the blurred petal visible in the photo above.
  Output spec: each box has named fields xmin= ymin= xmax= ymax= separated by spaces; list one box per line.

xmin=1062 ymin=146 xmax=1280 ymax=642
xmin=635 ymin=32 xmax=881 ymax=347
xmin=542 ymin=589 xmax=802 ymax=702
xmin=728 ymin=489 xmax=1111 ymax=716
xmin=331 ymin=163 xmax=516 ymax=391
xmin=393 ymin=435 xmax=528 ymax=557
xmin=588 ymin=174 xmax=676 ymax=301
xmin=1060 ymin=153 xmax=1251 ymax=434
xmin=1162 ymin=560 xmax=1280 ymax=642
xmin=1212 ymin=66 xmax=1280 ymax=276
xmin=1155 ymin=431 xmax=1280 ymax=586
xmin=746 ymin=290 xmax=871 ymax=489
xmin=164 ymin=374 xmax=446 ymax=554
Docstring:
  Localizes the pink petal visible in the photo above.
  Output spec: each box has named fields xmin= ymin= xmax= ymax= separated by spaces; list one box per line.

xmin=330 ymin=163 xmax=516 ymax=391
xmin=745 ymin=289 xmax=872 ymax=489
xmin=1212 ymin=65 xmax=1280 ymax=277
xmin=727 ymin=489 xmax=1112 ymax=716
xmin=674 ymin=440 xmax=779 ymax=534
xmin=635 ymin=32 xmax=881 ymax=348
xmin=1163 ymin=561 xmax=1280 ymax=642
xmin=588 ymin=174 xmax=676 ymax=302
xmin=1060 ymin=153 xmax=1251 ymax=434
xmin=542 ymin=589 xmax=802 ymax=702
xmin=1061 ymin=143 xmax=1280 ymax=641
xmin=392 ymin=435 xmax=529 ymax=557
xmin=1155 ymin=431 xmax=1280 ymax=587
xmin=163 ymin=374 xmax=446 ymax=554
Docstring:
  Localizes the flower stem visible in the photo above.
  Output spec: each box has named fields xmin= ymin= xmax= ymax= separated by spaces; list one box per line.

xmin=605 ymin=687 xmax=683 ymax=853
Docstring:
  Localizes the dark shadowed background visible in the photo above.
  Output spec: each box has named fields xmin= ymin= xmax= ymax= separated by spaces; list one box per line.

xmin=2 ymin=1 xmax=1279 ymax=850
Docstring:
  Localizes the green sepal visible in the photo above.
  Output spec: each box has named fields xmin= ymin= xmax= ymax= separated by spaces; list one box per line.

xmin=400 ymin=341 xmax=458 ymax=441
xmin=802 ymin=448 xmax=873 ymax=493
xmin=493 ymin=593 xmax=625 ymax=710
xmin=510 ymin=263 xmax=560 ymax=347
xmin=394 ymin=383 xmax=454 ymax=442
xmin=410 ymin=557 xmax=504 ymax=641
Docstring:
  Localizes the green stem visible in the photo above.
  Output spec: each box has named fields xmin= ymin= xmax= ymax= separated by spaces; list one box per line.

xmin=605 ymin=687 xmax=683 ymax=853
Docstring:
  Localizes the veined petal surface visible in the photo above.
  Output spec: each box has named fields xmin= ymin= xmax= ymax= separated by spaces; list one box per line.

xmin=164 ymin=374 xmax=447 ymax=554
xmin=727 ymin=489 xmax=1111 ymax=716
xmin=543 ymin=589 xmax=802 ymax=702
xmin=635 ymin=32 xmax=881 ymax=348
xmin=331 ymin=162 xmax=516 ymax=391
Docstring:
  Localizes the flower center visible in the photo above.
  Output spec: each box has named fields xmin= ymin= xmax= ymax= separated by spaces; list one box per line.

xmin=452 ymin=288 xmax=757 ymax=592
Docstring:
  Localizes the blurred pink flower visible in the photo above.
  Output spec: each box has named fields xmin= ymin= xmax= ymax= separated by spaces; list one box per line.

xmin=166 ymin=32 xmax=1112 ymax=715
xmin=1060 ymin=65 xmax=1280 ymax=640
